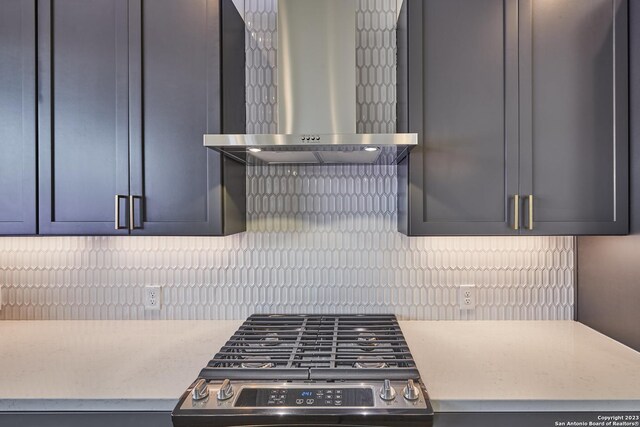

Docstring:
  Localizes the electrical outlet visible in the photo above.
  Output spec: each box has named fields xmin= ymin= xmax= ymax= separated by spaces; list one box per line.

xmin=144 ymin=285 xmax=162 ymax=311
xmin=459 ymin=284 xmax=476 ymax=310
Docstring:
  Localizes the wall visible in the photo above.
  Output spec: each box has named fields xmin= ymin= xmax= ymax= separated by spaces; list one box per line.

xmin=577 ymin=0 xmax=640 ymax=351
xmin=0 ymin=0 xmax=575 ymax=321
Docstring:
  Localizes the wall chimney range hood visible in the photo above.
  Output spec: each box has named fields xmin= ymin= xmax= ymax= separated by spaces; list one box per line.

xmin=204 ymin=0 xmax=417 ymax=165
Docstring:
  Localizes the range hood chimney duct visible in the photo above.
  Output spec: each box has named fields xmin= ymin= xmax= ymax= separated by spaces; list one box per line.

xmin=278 ymin=0 xmax=356 ymax=135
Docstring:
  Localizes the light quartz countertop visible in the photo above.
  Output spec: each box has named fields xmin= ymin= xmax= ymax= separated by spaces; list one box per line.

xmin=0 ymin=320 xmax=639 ymax=413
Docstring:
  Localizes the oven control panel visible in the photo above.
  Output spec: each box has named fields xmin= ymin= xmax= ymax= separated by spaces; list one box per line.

xmin=235 ymin=387 xmax=374 ymax=407
xmin=179 ymin=381 xmax=430 ymax=411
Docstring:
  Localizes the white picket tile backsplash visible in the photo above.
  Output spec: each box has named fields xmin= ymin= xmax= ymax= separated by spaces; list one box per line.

xmin=0 ymin=164 xmax=575 ymax=320
xmin=0 ymin=230 xmax=575 ymax=320
xmin=0 ymin=0 xmax=575 ymax=320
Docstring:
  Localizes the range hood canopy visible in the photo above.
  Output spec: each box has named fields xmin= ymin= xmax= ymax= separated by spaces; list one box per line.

xmin=204 ymin=0 xmax=417 ymax=165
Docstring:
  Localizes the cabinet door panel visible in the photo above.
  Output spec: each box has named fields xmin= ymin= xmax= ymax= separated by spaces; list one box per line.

xmin=400 ymin=0 xmax=519 ymax=235
xmin=129 ymin=0 xmax=238 ymax=235
xmin=519 ymin=0 xmax=628 ymax=234
xmin=38 ymin=0 xmax=129 ymax=234
xmin=0 ymin=0 xmax=36 ymax=235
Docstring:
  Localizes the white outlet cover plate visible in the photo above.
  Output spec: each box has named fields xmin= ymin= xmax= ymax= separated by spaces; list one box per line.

xmin=144 ymin=285 xmax=162 ymax=311
xmin=459 ymin=284 xmax=476 ymax=310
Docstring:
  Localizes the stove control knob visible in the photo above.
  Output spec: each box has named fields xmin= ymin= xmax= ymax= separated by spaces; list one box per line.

xmin=403 ymin=379 xmax=420 ymax=401
xmin=216 ymin=379 xmax=234 ymax=401
xmin=192 ymin=379 xmax=210 ymax=401
xmin=379 ymin=379 xmax=397 ymax=401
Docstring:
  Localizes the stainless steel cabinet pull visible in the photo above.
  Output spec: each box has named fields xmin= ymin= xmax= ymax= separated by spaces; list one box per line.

xmin=513 ymin=195 xmax=520 ymax=230
xmin=114 ymin=195 xmax=128 ymax=230
xmin=527 ymin=194 xmax=534 ymax=230
xmin=129 ymin=195 xmax=143 ymax=230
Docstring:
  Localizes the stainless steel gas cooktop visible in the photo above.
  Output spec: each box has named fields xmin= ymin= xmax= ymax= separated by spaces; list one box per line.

xmin=172 ymin=314 xmax=433 ymax=427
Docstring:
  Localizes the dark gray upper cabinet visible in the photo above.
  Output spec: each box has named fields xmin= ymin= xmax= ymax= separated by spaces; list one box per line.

xmin=518 ymin=0 xmax=628 ymax=235
xmin=37 ymin=0 xmax=245 ymax=236
xmin=38 ymin=0 xmax=130 ymax=235
xmin=398 ymin=0 xmax=519 ymax=235
xmin=399 ymin=0 xmax=628 ymax=236
xmin=127 ymin=0 xmax=245 ymax=236
xmin=0 ymin=0 xmax=36 ymax=235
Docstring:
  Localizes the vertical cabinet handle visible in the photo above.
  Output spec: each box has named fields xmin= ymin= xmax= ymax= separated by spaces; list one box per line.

xmin=527 ymin=194 xmax=534 ymax=230
xmin=513 ymin=195 xmax=520 ymax=230
xmin=129 ymin=195 xmax=143 ymax=230
xmin=114 ymin=195 xmax=128 ymax=230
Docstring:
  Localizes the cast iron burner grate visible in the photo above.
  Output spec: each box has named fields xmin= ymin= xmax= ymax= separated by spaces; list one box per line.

xmin=199 ymin=314 xmax=419 ymax=381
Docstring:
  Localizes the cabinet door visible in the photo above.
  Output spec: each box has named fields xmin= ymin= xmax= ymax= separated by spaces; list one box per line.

xmin=0 ymin=0 xmax=36 ymax=235
xmin=38 ymin=0 xmax=130 ymax=235
xmin=128 ymin=0 xmax=245 ymax=235
xmin=399 ymin=0 xmax=519 ymax=235
xmin=518 ymin=0 xmax=628 ymax=235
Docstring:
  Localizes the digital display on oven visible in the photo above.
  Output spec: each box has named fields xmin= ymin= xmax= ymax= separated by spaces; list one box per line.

xmin=234 ymin=388 xmax=374 ymax=407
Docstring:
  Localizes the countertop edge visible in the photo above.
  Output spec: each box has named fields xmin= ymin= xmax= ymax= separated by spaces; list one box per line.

xmin=432 ymin=399 xmax=640 ymax=413
xmin=0 ymin=399 xmax=177 ymax=412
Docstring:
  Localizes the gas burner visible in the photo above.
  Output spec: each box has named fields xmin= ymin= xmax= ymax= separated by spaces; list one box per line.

xmin=353 ymin=356 xmax=389 ymax=369
xmin=240 ymin=356 xmax=275 ymax=369
xmin=259 ymin=332 xmax=280 ymax=346
xmin=356 ymin=331 xmax=378 ymax=352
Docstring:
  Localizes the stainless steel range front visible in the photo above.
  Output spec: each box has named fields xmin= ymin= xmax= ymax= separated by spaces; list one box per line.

xmin=171 ymin=314 xmax=433 ymax=427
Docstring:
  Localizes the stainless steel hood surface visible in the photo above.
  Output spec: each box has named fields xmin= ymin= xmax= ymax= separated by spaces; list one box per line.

xmin=204 ymin=0 xmax=417 ymax=165
xmin=204 ymin=133 xmax=417 ymax=165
